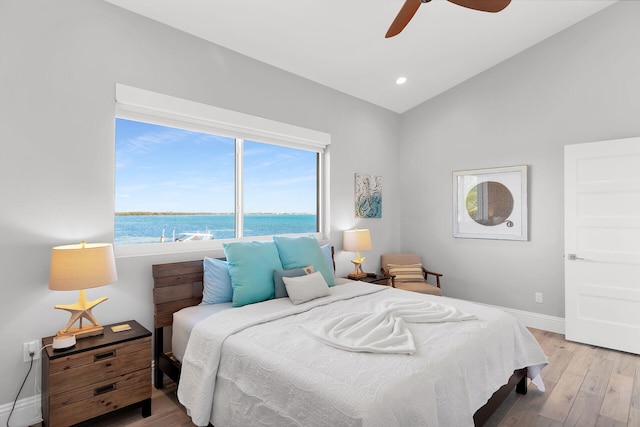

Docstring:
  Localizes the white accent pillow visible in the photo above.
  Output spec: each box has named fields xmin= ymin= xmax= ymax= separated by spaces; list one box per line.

xmin=282 ymin=271 xmax=331 ymax=305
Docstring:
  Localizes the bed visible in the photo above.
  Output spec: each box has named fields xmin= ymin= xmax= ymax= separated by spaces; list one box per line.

xmin=152 ymin=246 xmax=547 ymax=427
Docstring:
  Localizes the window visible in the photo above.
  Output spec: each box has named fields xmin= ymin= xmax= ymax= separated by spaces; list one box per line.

xmin=241 ymin=140 xmax=318 ymax=237
xmin=114 ymin=84 xmax=330 ymax=253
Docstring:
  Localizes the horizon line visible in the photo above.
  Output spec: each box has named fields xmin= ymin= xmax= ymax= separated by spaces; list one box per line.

xmin=115 ymin=211 xmax=316 ymax=216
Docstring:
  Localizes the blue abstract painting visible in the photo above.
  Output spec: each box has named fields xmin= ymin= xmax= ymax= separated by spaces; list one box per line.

xmin=355 ymin=173 xmax=382 ymax=218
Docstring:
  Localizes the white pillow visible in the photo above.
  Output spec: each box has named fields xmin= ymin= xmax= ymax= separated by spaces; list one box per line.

xmin=282 ymin=271 xmax=331 ymax=305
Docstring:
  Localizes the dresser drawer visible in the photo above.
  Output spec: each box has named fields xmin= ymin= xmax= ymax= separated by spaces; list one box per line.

xmin=48 ymin=337 xmax=151 ymax=396
xmin=50 ymin=364 xmax=150 ymax=409
xmin=49 ymin=367 xmax=150 ymax=427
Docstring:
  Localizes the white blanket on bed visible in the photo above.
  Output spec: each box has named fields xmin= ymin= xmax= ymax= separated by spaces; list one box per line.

xmin=302 ymin=299 xmax=477 ymax=354
xmin=178 ymin=282 xmax=548 ymax=427
xmin=178 ymin=281 xmax=386 ymax=426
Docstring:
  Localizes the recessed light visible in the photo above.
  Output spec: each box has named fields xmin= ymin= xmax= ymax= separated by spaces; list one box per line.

xmin=396 ymin=76 xmax=407 ymax=85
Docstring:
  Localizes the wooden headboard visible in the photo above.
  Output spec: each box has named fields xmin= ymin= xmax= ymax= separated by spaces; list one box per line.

xmin=152 ymin=259 xmax=205 ymax=388
xmin=152 ymin=259 xmax=205 ymax=329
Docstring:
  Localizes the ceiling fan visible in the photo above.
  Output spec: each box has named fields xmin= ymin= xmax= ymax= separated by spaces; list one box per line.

xmin=385 ymin=0 xmax=512 ymax=38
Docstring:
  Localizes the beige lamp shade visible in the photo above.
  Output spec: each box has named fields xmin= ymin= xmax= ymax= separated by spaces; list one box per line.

xmin=343 ymin=229 xmax=372 ymax=253
xmin=49 ymin=242 xmax=117 ymax=291
xmin=343 ymin=229 xmax=372 ymax=279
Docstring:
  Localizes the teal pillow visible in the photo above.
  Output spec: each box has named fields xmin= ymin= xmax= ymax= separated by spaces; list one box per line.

xmin=273 ymin=236 xmax=335 ymax=286
xmin=201 ymin=257 xmax=232 ymax=304
xmin=223 ymin=241 xmax=283 ymax=307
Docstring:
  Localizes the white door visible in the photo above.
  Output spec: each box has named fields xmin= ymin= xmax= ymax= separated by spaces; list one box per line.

xmin=565 ymin=137 xmax=640 ymax=355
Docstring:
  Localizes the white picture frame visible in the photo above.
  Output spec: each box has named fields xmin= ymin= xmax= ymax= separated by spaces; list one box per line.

xmin=453 ymin=165 xmax=528 ymax=240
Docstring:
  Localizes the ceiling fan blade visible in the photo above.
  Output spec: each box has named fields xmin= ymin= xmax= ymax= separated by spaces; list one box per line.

xmin=447 ymin=0 xmax=511 ymax=13
xmin=385 ymin=0 xmax=423 ymax=38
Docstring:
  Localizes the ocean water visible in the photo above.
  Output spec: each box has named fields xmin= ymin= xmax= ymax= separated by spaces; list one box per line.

xmin=114 ymin=214 xmax=317 ymax=245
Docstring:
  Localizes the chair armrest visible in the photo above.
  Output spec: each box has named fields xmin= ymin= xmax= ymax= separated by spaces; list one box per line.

xmin=380 ymin=268 xmax=396 ymax=288
xmin=421 ymin=267 xmax=443 ymax=288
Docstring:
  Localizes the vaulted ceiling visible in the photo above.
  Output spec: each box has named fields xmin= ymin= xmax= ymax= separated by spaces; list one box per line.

xmin=104 ymin=0 xmax=616 ymax=113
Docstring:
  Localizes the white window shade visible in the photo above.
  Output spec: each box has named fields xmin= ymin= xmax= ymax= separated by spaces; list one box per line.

xmin=115 ymin=84 xmax=330 ymax=153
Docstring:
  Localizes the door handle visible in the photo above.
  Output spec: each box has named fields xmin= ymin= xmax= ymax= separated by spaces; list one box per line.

xmin=567 ymin=253 xmax=584 ymax=261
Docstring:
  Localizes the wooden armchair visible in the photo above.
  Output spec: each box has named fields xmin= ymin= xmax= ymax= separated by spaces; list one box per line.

xmin=380 ymin=253 xmax=442 ymax=296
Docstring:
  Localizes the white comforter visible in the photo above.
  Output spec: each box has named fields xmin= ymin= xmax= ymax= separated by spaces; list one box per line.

xmin=178 ymin=282 xmax=547 ymax=427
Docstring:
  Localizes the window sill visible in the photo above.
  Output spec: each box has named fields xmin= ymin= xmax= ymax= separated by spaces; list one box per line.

xmin=114 ymin=232 xmax=325 ymax=259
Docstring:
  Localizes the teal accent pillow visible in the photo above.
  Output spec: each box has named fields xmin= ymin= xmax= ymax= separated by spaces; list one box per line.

xmin=273 ymin=268 xmax=307 ymax=299
xmin=201 ymin=257 xmax=232 ymax=304
xmin=223 ymin=241 xmax=283 ymax=307
xmin=273 ymin=236 xmax=335 ymax=287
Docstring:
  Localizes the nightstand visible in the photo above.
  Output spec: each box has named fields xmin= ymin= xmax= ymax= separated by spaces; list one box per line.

xmin=346 ymin=274 xmax=390 ymax=286
xmin=41 ymin=320 xmax=152 ymax=427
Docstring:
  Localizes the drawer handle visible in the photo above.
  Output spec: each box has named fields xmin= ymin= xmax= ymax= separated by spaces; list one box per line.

xmin=94 ymin=384 xmax=115 ymax=396
xmin=94 ymin=350 xmax=115 ymax=362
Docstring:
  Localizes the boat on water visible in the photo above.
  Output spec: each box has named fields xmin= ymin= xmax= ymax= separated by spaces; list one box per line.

xmin=174 ymin=232 xmax=214 ymax=242
xmin=160 ymin=229 xmax=214 ymax=242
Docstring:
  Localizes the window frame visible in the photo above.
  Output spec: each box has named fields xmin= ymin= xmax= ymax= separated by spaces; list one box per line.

xmin=114 ymin=84 xmax=331 ymax=257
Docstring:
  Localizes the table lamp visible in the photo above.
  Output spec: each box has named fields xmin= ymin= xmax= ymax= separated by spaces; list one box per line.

xmin=48 ymin=242 xmax=117 ymax=348
xmin=343 ymin=228 xmax=372 ymax=279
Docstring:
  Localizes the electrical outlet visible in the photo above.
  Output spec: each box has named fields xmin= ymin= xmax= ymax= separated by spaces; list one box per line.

xmin=23 ymin=340 xmax=40 ymax=362
xmin=535 ymin=292 xmax=543 ymax=304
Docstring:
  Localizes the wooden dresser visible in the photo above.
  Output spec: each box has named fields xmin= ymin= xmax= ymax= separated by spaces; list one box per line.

xmin=41 ymin=320 xmax=152 ymax=427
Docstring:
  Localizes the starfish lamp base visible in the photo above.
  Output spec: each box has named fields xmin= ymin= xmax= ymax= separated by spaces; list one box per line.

xmin=348 ymin=255 xmax=367 ymax=280
xmin=57 ymin=324 xmax=104 ymax=339
xmin=54 ymin=289 xmax=108 ymax=340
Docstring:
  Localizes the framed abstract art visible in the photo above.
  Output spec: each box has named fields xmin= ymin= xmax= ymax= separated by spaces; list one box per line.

xmin=355 ymin=173 xmax=382 ymax=218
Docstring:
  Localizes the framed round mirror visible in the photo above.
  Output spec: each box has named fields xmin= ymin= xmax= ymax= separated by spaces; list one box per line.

xmin=465 ymin=181 xmax=514 ymax=226
xmin=453 ymin=165 xmax=527 ymax=240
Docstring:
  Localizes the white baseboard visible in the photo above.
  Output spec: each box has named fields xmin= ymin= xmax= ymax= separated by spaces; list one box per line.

xmin=0 ymin=394 xmax=42 ymax=427
xmin=474 ymin=302 xmax=566 ymax=334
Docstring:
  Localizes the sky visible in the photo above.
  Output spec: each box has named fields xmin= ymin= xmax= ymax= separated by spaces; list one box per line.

xmin=115 ymin=118 xmax=317 ymax=213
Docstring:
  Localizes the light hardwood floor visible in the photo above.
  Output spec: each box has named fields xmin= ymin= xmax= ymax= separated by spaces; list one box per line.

xmin=49 ymin=328 xmax=639 ymax=427
xmin=485 ymin=329 xmax=640 ymax=427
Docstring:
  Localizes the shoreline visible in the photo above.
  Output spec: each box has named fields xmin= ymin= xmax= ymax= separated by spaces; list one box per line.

xmin=115 ymin=212 xmax=315 ymax=216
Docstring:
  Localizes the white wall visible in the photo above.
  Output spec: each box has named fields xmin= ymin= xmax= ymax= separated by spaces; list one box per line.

xmin=400 ymin=1 xmax=640 ymax=318
xmin=0 ymin=0 xmax=400 ymax=408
